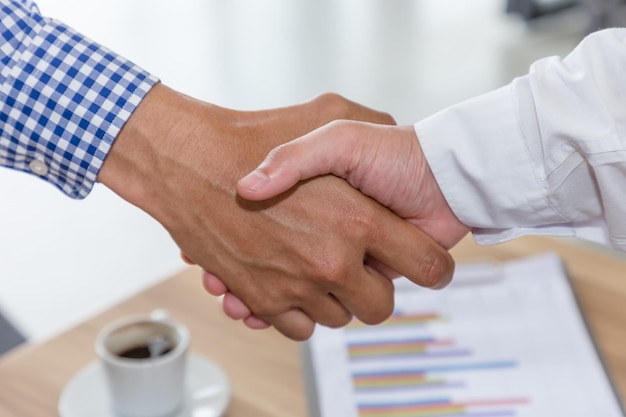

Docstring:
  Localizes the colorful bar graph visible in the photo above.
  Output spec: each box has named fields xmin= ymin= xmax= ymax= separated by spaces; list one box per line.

xmin=308 ymin=255 xmax=626 ymax=417
xmin=353 ymin=374 xmax=463 ymax=391
xmin=348 ymin=338 xmax=467 ymax=361
xmin=344 ymin=312 xmax=529 ymax=417
xmin=357 ymin=397 xmax=530 ymax=417
xmin=348 ymin=312 xmax=444 ymax=328
xmin=352 ymin=361 xmax=519 ymax=377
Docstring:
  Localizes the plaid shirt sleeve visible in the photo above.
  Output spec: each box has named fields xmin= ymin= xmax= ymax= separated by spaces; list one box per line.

xmin=0 ymin=0 xmax=159 ymax=198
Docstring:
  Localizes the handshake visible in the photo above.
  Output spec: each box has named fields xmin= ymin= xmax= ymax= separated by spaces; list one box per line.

xmin=98 ymin=84 xmax=471 ymax=341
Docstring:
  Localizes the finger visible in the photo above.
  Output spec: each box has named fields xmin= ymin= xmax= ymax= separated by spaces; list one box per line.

xmin=263 ymin=309 xmax=316 ymax=341
xmin=330 ymin=262 xmax=396 ymax=325
xmin=220 ymin=290 xmax=270 ymax=328
xmin=216 ymin=276 xmax=350 ymax=330
xmin=366 ymin=205 xmax=455 ymax=290
xmin=299 ymin=293 xmax=353 ymax=329
xmin=201 ymin=270 xmax=229 ymax=296
xmin=337 ymin=95 xmax=396 ymax=125
xmin=364 ymin=256 xmax=402 ymax=280
xmin=243 ymin=315 xmax=271 ymax=329
xmin=222 ymin=292 xmax=252 ymax=320
xmin=237 ymin=122 xmax=358 ymax=200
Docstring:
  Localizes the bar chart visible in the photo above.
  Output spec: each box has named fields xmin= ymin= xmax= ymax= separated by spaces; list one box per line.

xmin=346 ymin=312 xmax=529 ymax=417
xmin=307 ymin=254 xmax=625 ymax=417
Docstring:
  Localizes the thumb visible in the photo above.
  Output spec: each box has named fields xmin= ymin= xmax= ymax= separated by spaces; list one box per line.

xmin=237 ymin=121 xmax=357 ymax=201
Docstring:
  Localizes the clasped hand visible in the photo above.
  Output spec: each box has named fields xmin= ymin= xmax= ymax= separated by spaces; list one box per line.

xmin=198 ymin=120 xmax=472 ymax=337
xmin=100 ymin=84 xmax=457 ymax=341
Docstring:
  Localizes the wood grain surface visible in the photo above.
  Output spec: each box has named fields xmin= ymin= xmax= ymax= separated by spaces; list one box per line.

xmin=1 ymin=235 xmax=625 ymax=416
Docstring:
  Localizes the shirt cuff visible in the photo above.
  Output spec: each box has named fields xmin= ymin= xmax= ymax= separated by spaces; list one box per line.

xmin=0 ymin=4 xmax=159 ymax=198
xmin=471 ymin=219 xmax=609 ymax=247
xmin=415 ymin=85 xmax=571 ymax=244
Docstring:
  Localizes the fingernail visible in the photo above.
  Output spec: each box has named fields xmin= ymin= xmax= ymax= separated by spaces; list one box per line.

xmin=239 ymin=169 xmax=270 ymax=192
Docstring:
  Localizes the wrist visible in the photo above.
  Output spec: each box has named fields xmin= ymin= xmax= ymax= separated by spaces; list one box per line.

xmin=97 ymin=83 xmax=226 ymax=226
xmin=395 ymin=128 xmax=469 ymax=249
xmin=418 ymin=161 xmax=471 ymax=249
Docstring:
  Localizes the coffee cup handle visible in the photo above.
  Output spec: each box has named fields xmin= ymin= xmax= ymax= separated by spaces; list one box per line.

xmin=150 ymin=309 xmax=173 ymax=323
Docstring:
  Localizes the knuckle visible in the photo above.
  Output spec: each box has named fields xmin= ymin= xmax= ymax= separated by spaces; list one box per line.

xmin=323 ymin=119 xmax=356 ymax=138
xmin=308 ymin=254 xmax=349 ymax=288
xmin=312 ymin=93 xmax=357 ymax=121
xmin=311 ymin=92 xmax=395 ymax=125
xmin=321 ymin=120 xmax=363 ymax=151
xmin=346 ymin=205 xmax=376 ymax=242
xmin=245 ymin=293 xmax=283 ymax=317
xmin=377 ymin=111 xmax=396 ymax=125
xmin=313 ymin=92 xmax=345 ymax=108
xmin=265 ymin=143 xmax=289 ymax=164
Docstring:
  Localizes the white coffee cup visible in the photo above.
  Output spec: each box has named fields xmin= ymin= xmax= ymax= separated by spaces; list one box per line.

xmin=95 ymin=310 xmax=190 ymax=417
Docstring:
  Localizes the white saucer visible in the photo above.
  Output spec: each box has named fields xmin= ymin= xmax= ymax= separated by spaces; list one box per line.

xmin=58 ymin=353 xmax=230 ymax=417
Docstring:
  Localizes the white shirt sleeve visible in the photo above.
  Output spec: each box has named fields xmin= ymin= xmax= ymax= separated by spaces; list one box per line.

xmin=416 ymin=28 xmax=626 ymax=251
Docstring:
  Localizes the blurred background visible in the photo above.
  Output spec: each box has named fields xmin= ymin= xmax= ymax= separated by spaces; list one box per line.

xmin=0 ymin=0 xmax=622 ymax=351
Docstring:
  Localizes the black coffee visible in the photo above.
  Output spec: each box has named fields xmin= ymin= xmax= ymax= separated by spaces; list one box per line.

xmin=117 ymin=340 xmax=174 ymax=359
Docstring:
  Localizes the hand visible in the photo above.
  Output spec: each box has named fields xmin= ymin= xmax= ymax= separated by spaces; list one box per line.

xmin=202 ymin=121 xmax=470 ymax=331
xmin=98 ymin=85 xmax=455 ymax=340
xmin=239 ymin=121 xmax=470 ymax=249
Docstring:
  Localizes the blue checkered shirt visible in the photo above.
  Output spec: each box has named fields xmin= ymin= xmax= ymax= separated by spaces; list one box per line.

xmin=0 ymin=0 xmax=159 ymax=198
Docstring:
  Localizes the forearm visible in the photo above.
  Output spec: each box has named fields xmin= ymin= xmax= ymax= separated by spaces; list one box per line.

xmin=97 ymin=84 xmax=201 ymax=223
xmin=417 ymin=29 xmax=626 ymax=250
xmin=96 ymin=84 xmax=237 ymax=229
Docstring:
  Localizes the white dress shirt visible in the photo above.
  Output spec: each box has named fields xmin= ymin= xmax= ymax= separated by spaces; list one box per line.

xmin=416 ymin=29 xmax=626 ymax=251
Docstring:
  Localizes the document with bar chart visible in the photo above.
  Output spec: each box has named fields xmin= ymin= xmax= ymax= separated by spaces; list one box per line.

xmin=305 ymin=253 xmax=625 ymax=417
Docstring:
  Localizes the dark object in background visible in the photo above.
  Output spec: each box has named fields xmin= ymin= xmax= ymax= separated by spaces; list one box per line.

xmin=0 ymin=311 xmax=25 ymax=356
xmin=507 ymin=0 xmax=580 ymax=19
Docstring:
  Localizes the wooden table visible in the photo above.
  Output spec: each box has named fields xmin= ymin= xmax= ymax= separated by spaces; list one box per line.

xmin=1 ymin=236 xmax=626 ymax=416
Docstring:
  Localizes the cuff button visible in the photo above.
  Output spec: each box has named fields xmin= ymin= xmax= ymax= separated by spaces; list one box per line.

xmin=29 ymin=159 xmax=49 ymax=176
